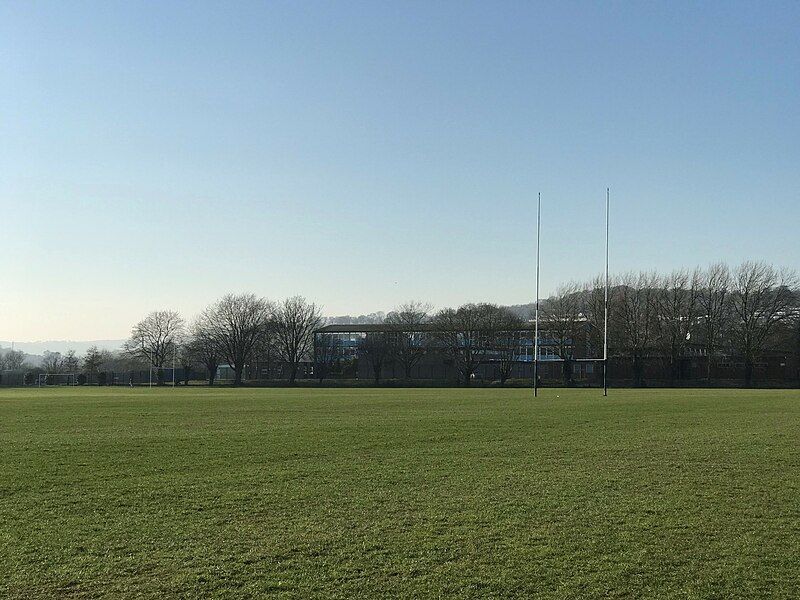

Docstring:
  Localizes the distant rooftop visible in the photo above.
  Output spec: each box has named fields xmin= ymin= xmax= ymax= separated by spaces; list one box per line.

xmin=315 ymin=322 xmax=570 ymax=334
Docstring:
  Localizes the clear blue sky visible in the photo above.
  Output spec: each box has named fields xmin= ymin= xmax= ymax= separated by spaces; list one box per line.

xmin=2 ymin=1 xmax=798 ymax=341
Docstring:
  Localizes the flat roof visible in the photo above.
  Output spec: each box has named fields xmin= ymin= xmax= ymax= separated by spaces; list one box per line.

xmin=315 ymin=322 xmax=555 ymax=334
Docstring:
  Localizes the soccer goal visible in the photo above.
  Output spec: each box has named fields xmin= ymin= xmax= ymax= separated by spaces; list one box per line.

xmin=37 ymin=373 xmax=78 ymax=386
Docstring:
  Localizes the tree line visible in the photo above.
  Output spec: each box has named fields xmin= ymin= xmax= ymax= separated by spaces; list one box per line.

xmin=338 ymin=261 xmax=799 ymax=387
xmin=558 ymin=261 xmax=799 ymax=386
xmin=120 ymin=294 xmax=322 ymax=386
xmin=8 ymin=260 xmax=799 ymax=387
xmin=3 ymin=295 xmax=323 ymax=387
xmin=115 ymin=297 xmax=531 ymax=387
xmin=0 ymin=349 xmax=27 ymax=371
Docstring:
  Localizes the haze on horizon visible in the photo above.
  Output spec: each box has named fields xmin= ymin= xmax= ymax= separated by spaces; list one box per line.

xmin=2 ymin=1 xmax=798 ymax=341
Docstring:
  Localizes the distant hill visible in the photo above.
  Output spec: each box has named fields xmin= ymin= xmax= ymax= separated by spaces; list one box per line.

xmin=505 ymin=303 xmax=535 ymax=319
xmin=326 ymin=305 xmax=536 ymax=323
xmin=0 ymin=339 xmax=126 ymax=356
xmin=324 ymin=313 xmax=387 ymax=325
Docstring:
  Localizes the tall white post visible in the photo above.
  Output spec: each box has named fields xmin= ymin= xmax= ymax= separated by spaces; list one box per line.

xmin=603 ymin=187 xmax=610 ymax=397
xmin=534 ymin=192 xmax=541 ymax=397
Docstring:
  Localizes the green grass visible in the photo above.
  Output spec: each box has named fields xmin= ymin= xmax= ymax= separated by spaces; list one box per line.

xmin=1 ymin=387 xmax=799 ymax=599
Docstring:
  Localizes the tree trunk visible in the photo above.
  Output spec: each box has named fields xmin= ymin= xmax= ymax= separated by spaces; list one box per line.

xmin=234 ymin=366 xmax=243 ymax=387
xmin=289 ymin=364 xmax=298 ymax=385
xmin=667 ymin=357 xmax=675 ymax=387
xmin=633 ymin=355 xmax=644 ymax=387
xmin=372 ymin=361 xmax=381 ymax=385
xmin=744 ymin=359 xmax=754 ymax=387
xmin=706 ymin=352 xmax=713 ymax=384
xmin=563 ymin=358 xmax=573 ymax=386
xmin=204 ymin=361 xmax=216 ymax=386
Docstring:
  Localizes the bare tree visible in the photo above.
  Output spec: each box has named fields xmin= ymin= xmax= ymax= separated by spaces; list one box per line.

xmin=273 ymin=296 xmax=321 ymax=384
xmin=613 ymin=271 xmax=659 ymax=387
xmin=82 ymin=346 xmax=111 ymax=382
xmin=252 ymin=327 xmax=278 ymax=380
xmin=432 ymin=303 xmax=496 ymax=386
xmin=174 ymin=343 xmax=198 ymax=386
xmin=485 ymin=306 xmax=525 ymax=386
xmin=653 ymin=269 xmax=700 ymax=384
xmin=358 ymin=327 xmax=392 ymax=385
xmin=543 ymin=282 xmax=584 ymax=385
xmin=5 ymin=349 xmax=26 ymax=370
xmin=124 ymin=310 xmax=185 ymax=385
xmin=200 ymin=293 xmax=273 ymax=386
xmin=386 ymin=301 xmax=431 ymax=379
xmin=730 ymin=262 xmax=798 ymax=386
xmin=62 ymin=349 xmax=81 ymax=373
xmin=580 ymin=275 xmax=610 ymax=361
xmin=314 ymin=333 xmax=341 ymax=383
xmin=187 ymin=321 xmax=221 ymax=386
xmin=41 ymin=351 xmax=64 ymax=374
xmin=698 ymin=263 xmax=731 ymax=382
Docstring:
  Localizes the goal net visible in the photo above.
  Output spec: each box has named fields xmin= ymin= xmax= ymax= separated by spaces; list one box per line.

xmin=37 ymin=373 xmax=78 ymax=386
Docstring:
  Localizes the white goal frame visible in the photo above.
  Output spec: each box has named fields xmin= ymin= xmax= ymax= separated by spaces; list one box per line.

xmin=37 ymin=373 xmax=79 ymax=386
xmin=533 ymin=189 xmax=610 ymax=397
xmin=148 ymin=366 xmax=177 ymax=387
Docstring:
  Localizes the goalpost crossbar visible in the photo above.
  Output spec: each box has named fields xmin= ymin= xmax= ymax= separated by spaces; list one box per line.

xmin=147 ymin=366 xmax=177 ymax=387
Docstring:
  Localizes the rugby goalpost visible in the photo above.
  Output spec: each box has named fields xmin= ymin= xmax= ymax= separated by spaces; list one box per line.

xmin=147 ymin=346 xmax=178 ymax=387
xmin=148 ymin=365 xmax=177 ymax=387
xmin=533 ymin=188 xmax=610 ymax=397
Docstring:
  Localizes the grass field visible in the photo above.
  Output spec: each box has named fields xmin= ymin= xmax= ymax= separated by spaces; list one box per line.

xmin=1 ymin=387 xmax=798 ymax=599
